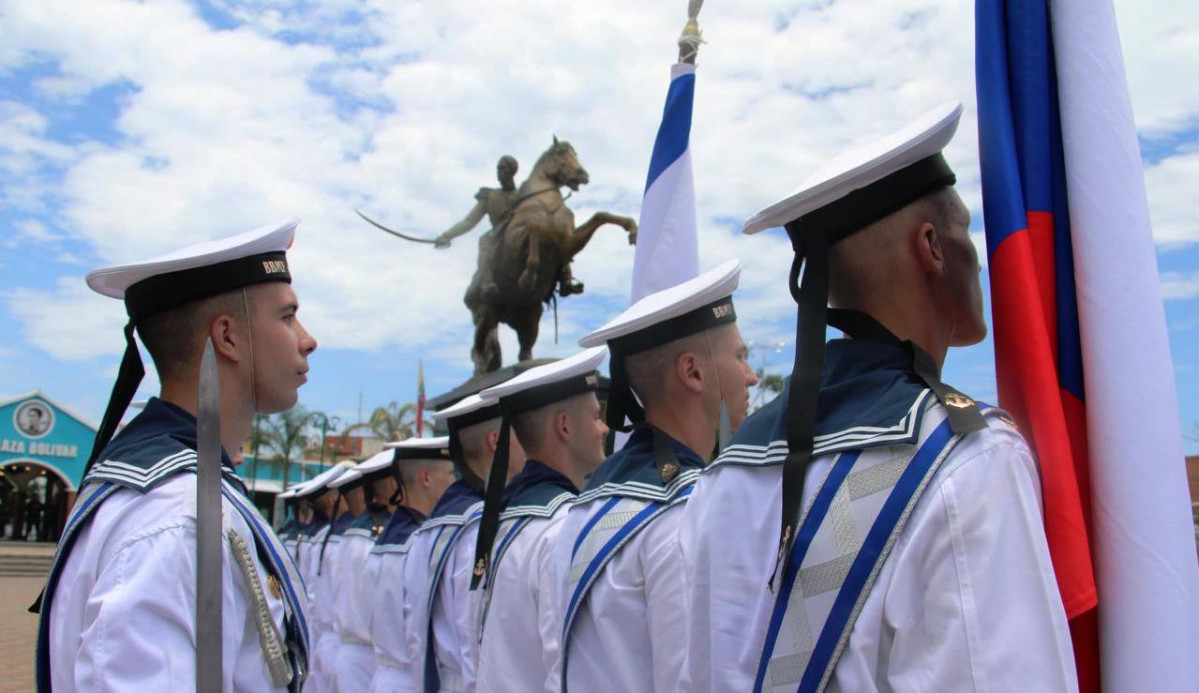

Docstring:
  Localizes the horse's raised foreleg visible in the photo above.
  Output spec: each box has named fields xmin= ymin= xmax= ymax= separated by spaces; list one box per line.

xmin=564 ymin=211 xmax=638 ymax=259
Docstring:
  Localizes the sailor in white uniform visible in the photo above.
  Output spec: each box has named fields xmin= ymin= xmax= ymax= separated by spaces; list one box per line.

xmin=408 ymin=394 xmax=527 ymax=693
xmin=472 ymin=348 xmax=610 ymax=693
xmin=293 ymin=464 xmax=348 ymax=634
xmin=679 ymin=103 xmax=1078 ymax=692
xmin=368 ymin=438 xmax=457 ymax=693
xmin=554 ymin=260 xmax=758 ymax=693
xmin=276 ymin=488 xmax=302 ymax=557
xmin=36 ymin=219 xmax=318 ymax=692
xmin=329 ymin=450 xmax=399 ymax=692
xmin=309 ymin=462 xmax=366 ymax=692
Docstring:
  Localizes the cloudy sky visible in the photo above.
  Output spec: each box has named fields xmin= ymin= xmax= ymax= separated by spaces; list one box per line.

xmin=1 ymin=0 xmax=1196 ymax=452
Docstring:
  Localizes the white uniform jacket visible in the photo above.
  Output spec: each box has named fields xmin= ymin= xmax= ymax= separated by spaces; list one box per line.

xmin=680 ymin=340 xmax=1078 ymax=693
xmin=554 ymin=427 xmax=702 ymax=693
xmin=475 ymin=461 xmax=579 ymax=693
xmin=403 ymin=479 xmax=486 ymax=693
xmin=38 ymin=397 xmax=310 ymax=693
xmin=331 ymin=509 xmax=389 ymax=692
xmin=368 ymin=506 xmax=426 ymax=693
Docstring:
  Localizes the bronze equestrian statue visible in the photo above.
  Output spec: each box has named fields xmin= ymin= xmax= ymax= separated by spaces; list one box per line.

xmin=358 ymin=137 xmax=637 ymax=374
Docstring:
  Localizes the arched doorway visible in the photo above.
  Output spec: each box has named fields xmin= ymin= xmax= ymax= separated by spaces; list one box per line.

xmin=0 ymin=460 xmax=73 ymax=543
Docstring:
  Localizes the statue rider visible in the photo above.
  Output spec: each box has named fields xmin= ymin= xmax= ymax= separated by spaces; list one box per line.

xmin=436 ymin=155 xmax=585 ymax=305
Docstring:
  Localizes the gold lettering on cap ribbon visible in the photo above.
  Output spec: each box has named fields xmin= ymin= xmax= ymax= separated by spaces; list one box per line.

xmin=262 ymin=260 xmax=288 ymax=274
xmin=585 ymin=374 xmax=598 ymax=386
xmin=712 ymin=303 xmax=733 ymax=319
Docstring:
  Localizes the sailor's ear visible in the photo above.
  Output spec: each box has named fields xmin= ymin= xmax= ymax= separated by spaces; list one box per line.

xmin=485 ymin=428 xmax=502 ymax=455
xmin=209 ymin=314 xmax=243 ymax=364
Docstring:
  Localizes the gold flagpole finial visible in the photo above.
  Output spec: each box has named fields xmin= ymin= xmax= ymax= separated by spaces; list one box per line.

xmin=678 ymin=0 xmax=705 ymax=64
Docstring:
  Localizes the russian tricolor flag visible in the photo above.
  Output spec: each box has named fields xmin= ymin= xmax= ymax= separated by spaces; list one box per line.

xmin=976 ymin=0 xmax=1199 ymax=690
xmin=631 ymin=62 xmax=701 ymax=302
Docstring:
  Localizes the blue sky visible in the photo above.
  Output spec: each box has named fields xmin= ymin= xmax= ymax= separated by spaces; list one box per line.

xmin=1 ymin=0 xmax=1196 ymax=453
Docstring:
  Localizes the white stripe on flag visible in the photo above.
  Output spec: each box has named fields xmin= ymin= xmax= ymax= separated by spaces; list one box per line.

xmin=631 ymin=62 xmax=700 ymax=302
xmin=1052 ymin=1 xmax=1199 ymax=690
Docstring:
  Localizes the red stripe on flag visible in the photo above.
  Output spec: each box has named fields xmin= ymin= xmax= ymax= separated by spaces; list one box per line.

xmin=990 ymin=213 xmax=1097 ymax=617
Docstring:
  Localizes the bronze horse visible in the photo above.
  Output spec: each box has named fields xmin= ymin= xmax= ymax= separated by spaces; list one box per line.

xmin=468 ymin=137 xmax=637 ymax=374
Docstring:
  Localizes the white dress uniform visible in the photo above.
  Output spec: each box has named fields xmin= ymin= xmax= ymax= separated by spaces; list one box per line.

xmin=330 ymin=448 xmax=399 ymax=693
xmin=368 ymin=507 xmax=426 ymax=693
xmin=679 ymin=371 xmax=1078 ymax=692
xmin=555 ymin=260 xmax=745 ymax=693
xmin=331 ymin=510 xmax=387 ymax=692
xmin=474 ymin=468 xmax=576 ymax=693
xmin=403 ymin=484 xmax=485 ymax=693
xmin=554 ymin=432 xmax=698 ymax=693
xmin=309 ymin=510 xmax=357 ymax=692
xmin=42 ymin=399 xmax=311 ymax=693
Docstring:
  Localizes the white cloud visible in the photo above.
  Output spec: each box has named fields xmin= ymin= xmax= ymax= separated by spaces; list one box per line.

xmin=4 ymin=277 xmax=128 ymax=359
xmin=1144 ymin=149 xmax=1199 ymax=246
xmin=0 ymin=0 xmax=1194 ymax=373
xmin=1160 ymin=271 xmax=1199 ymax=300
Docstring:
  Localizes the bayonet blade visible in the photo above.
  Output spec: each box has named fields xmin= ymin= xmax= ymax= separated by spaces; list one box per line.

xmin=196 ymin=338 xmax=223 ymax=693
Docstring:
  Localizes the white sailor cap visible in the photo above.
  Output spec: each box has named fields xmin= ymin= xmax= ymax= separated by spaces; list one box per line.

xmin=742 ymin=103 xmax=962 ymax=236
xmin=470 ymin=346 xmax=608 ymax=591
xmin=740 ymin=103 xmax=973 ymax=583
xmin=580 ymin=260 xmax=740 ymax=435
xmin=479 ymin=346 xmax=607 ymax=411
xmin=295 ymin=463 xmax=350 ymax=498
xmin=328 ymin=467 xmax=363 ymax=490
xmin=356 ymin=448 xmax=399 ymax=476
xmin=433 ymin=394 xmax=500 ymax=425
xmin=383 ymin=436 xmax=452 ymax=460
xmin=82 ymin=218 xmax=300 ymax=475
xmin=86 ymin=219 xmax=298 ymax=303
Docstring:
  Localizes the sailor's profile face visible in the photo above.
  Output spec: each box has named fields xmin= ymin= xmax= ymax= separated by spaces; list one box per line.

xmin=939 ymin=190 xmax=987 ymax=346
xmin=711 ymin=325 xmax=758 ymax=430
xmin=250 ymin=282 xmax=318 ymax=414
xmin=569 ymin=392 xmax=608 ymax=474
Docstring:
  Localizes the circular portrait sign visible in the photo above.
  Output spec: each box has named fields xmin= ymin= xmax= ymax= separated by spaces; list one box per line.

xmin=14 ymin=400 xmax=55 ymax=439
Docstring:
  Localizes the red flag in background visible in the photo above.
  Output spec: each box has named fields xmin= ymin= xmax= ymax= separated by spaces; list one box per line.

xmin=977 ymin=0 xmax=1199 ymax=691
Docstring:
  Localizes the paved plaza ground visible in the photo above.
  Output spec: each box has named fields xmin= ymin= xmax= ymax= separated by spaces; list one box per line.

xmin=0 ymin=576 xmax=41 ymax=692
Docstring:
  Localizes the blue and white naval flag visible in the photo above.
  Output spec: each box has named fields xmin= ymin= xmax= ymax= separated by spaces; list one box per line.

xmin=631 ymin=62 xmax=700 ymax=302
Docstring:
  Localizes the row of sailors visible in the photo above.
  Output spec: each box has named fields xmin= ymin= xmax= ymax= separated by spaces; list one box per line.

xmin=39 ymin=102 xmax=1076 ymax=692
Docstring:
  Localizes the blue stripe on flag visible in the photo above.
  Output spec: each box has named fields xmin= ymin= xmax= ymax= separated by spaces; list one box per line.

xmin=644 ymin=70 xmax=695 ymax=193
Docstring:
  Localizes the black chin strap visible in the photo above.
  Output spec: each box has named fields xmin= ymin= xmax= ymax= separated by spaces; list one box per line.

xmin=471 ymin=404 xmax=512 ymax=590
xmin=603 ymin=349 xmax=644 ymax=455
xmin=317 ymin=495 xmax=342 ymax=576
xmin=84 ymin=321 xmax=145 ymax=474
xmin=772 ymin=227 xmax=829 ymax=591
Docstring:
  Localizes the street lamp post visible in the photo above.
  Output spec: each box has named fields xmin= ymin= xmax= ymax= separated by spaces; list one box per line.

xmin=309 ymin=412 xmax=341 ymax=476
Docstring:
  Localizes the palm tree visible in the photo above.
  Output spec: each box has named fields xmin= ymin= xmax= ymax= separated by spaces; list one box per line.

xmin=346 ymin=401 xmax=433 ymax=442
xmin=260 ymin=405 xmax=312 ymax=491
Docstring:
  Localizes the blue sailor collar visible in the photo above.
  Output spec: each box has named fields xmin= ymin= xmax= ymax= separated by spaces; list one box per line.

xmin=84 ymin=396 xmax=246 ymax=495
xmin=503 ymin=460 xmax=579 ymax=512
xmin=300 ymin=512 xmax=330 ymax=537
xmin=329 ymin=511 xmax=358 ymax=536
xmin=429 ymin=478 xmax=484 ymax=520
xmin=720 ymin=338 xmax=934 ymax=465
xmin=579 ymin=427 xmax=704 ymax=502
xmin=374 ymin=505 xmax=425 ymax=547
